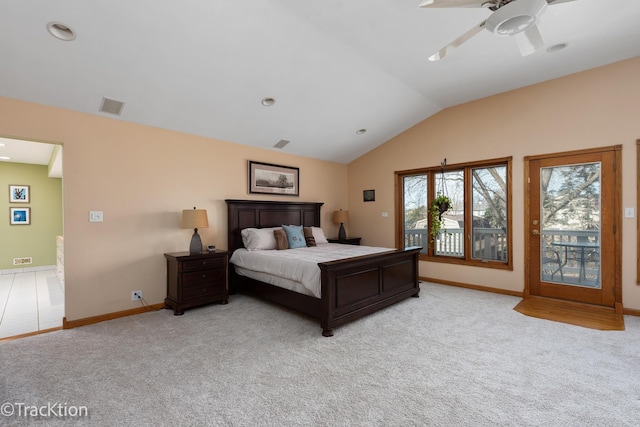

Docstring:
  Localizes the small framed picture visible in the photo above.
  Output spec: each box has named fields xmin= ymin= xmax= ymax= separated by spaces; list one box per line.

xmin=9 ymin=185 xmax=30 ymax=203
xmin=363 ymin=189 xmax=375 ymax=202
xmin=10 ymin=207 xmax=31 ymax=225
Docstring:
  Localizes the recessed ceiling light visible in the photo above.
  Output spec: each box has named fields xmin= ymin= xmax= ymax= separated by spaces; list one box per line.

xmin=547 ymin=43 xmax=568 ymax=53
xmin=0 ymin=156 xmax=10 ymax=161
xmin=46 ymin=22 xmax=76 ymax=41
xmin=261 ymin=97 xmax=276 ymax=106
xmin=356 ymin=129 xmax=367 ymax=135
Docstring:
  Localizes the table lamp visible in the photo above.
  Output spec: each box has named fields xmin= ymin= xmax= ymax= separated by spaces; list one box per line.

xmin=332 ymin=209 xmax=348 ymax=241
xmin=181 ymin=207 xmax=209 ymax=254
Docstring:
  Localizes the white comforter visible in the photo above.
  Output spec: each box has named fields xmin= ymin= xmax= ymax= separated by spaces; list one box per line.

xmin=229 ymin=243 xmax=394 ymax=298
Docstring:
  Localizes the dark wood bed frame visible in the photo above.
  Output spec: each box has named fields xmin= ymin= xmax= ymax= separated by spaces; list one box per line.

xmin=226 ymin=199 xmax=421 ymax=337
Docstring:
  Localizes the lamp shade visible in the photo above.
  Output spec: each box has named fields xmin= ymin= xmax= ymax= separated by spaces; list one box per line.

xmin=332 ymin=210 xmax=348 ymax=224
xmin=181 ymin=208 xmax=209 ymax=229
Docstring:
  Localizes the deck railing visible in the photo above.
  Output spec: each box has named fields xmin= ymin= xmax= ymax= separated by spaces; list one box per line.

xmin=403 ymin=227 xmax=599 ymax=283
xmin=541 ymin=229 xmax=600 ymax=287
xmin=403 ymin=227 xmax=507 ymax=261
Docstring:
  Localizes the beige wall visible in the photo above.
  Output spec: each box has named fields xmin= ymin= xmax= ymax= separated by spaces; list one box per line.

xmin=0 ymin=98 xmax=348 ymax=320
xmin=2 ymin=56 xmax=638 ymax=321
xmin=348 ymin=57 xmax=640 ymax=311
xmin=0 ymin=162 xmax=63 ymax=269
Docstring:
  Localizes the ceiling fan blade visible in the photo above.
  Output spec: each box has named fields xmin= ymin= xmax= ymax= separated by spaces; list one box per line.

xmin=428 ymin=21 xmax=486 ymax=61
xmin=514 ymin=23 xmax=544 ymax=56
xmin=547 ymin=0 xmax=579 ymax=5
xmin=420 ymin=0 xmax=578 ymax=10
xmin=419 ymin=0 xmax=484 ymax=8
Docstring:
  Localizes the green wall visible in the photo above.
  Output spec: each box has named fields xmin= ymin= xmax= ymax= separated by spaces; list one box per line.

xmin=0 ymin=162 xmax=62 ymax=270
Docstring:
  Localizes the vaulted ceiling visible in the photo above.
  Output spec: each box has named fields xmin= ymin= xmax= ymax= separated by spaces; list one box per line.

xmin=1 ymin=0 xmax=639 ymax=165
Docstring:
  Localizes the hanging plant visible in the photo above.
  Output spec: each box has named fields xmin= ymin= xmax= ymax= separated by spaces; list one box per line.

xmin=430 ymin=192 xmax=452 ymax=241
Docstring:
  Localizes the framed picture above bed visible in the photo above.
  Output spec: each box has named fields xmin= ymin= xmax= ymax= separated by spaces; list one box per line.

xmin=249 ymin=161 xmax=299 ymax=196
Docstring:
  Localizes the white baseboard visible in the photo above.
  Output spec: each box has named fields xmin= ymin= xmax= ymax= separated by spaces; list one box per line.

xmin=0 ymin=265 xmax=56 ymax=275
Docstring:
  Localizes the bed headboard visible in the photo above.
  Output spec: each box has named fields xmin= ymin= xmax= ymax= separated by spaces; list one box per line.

xmin=225 ymin=199 xmax=324 ymax=253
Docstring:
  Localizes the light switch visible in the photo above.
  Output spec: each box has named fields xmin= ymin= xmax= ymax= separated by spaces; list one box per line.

xmin=89 ymin=211 xmax=103 ymax=222
xmin=624 ymin=207 xmax=634 ymax=218
xmin=381 ymin=212 xmax=388 ymax=217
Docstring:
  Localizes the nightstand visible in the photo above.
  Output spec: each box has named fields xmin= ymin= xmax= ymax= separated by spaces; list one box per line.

xmin=164 ymin=250 xmax=229 ymax=315
xmin=328 ymin=237 xmax=361 ymax=245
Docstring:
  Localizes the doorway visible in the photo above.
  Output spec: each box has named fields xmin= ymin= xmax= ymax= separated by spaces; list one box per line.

xmin=524 ymin=146 xmax=621 ymax=312
xmin=0 ymin=137 xmax=64 ymax=339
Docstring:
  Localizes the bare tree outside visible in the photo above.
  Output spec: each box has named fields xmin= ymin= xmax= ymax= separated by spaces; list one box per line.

xmin=540 ymin=162 xmax=601 ymax=287
xmin=401 ymin=164 xmax=509 ymax=261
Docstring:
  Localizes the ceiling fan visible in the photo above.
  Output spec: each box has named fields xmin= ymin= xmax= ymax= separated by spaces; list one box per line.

xmin=420 ymin=0 xmax=579 ymax=61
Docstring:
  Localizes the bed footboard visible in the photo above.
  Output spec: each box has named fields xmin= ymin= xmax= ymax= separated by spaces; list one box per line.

xmin=318 ymin=247 xmax=421 ymax=337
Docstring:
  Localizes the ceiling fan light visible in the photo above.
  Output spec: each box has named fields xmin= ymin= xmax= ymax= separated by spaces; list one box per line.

xmin=485 ymin=0 xmax=547 ymax=36
xmin=496 ymin=15 xmax=535 ymax=35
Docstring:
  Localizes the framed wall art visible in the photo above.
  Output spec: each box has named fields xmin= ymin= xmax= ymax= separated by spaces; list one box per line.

xmin=9 ymin=185 xmax=30 ymax=203
xmin=363 ymin=189 xmax=375 ymax=202
xmin=10 ymin=207 xmax=31 ymax=225
xmin=249 ymin=161 xmax=299 ymax=196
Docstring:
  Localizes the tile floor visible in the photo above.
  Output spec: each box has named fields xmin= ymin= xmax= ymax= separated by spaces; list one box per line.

xmin=0 ymin=267 xmax=64 ymax=339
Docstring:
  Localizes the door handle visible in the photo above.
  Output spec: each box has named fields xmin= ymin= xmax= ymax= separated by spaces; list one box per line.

xmin=532 ymin=229 xmax=540 ymax=236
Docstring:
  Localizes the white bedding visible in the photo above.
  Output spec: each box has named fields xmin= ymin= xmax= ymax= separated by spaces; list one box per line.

xmin=229 ymin=243 xmax=394 ymax=298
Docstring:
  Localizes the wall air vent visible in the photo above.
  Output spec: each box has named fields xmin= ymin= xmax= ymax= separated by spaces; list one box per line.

xmin=273 ymin=139 xmax=290 ymax=149
xmin=99 ymin=97 xmax=125 ymax=116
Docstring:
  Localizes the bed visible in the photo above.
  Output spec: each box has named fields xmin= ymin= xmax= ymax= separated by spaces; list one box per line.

xmin=226 ymin=199 xmax=421 ymax=337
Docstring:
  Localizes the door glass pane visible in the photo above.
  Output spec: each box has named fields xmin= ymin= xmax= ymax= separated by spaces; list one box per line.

xmin=540 ymin=162 xmax=601 ymax=288
xmin=471 ymin=166 xmax=508 ymax=261
xmin=403 ymin=174 xmax=428 ymax=253
xmin=434 ymin=170 xmax=464 ymax=257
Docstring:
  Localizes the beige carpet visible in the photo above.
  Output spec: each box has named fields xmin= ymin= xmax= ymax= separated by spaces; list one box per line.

xmin=1 ymin=283 xmax=639 ymax=426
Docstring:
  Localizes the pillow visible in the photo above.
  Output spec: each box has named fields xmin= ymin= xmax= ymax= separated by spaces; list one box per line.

xmin=303 ymin=227 xmax=316 ymax=247
xmin=311 ymin=226 xmax=328 ymax=244
xmin=282 ymin=224 xmax=307 ymax=249
xmin=273 ymin=229 xmax=289 ymax=250
xmin=241 ymin=227 xmax=281 ymax=250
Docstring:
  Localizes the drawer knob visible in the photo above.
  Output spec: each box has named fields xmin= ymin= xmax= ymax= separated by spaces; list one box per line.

xmin=201 ymin=274 xmax=207 ymax=279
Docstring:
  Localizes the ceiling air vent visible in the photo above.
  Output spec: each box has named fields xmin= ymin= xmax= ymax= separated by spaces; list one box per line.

xmin=273 ymin=139 xmax=290 ymax=149
xmin=99 ymin=97 xmax=125 ymax=116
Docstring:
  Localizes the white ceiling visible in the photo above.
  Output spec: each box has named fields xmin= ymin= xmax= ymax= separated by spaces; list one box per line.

xmin=0 ymin=137 xmax=62 ymax=178
xmin=1 ymin=0 xmax=639 ymax=165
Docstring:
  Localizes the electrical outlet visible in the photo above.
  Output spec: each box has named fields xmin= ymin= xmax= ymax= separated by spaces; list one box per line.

xmin=131 ymin=291 xmax=142 ymax=301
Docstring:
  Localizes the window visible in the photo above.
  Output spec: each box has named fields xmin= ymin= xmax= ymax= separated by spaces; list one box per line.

xmin=471 ymin=165 xmax=508 ymax=262
xmin=396 ymin=157 xmax=512 ymax=269
xmin=402 ymin=174 xmax=428 ymax=249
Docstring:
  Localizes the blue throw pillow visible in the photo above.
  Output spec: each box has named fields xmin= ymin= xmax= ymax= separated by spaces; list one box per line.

xmin=282 ymin=224 xmax=307 ymax=249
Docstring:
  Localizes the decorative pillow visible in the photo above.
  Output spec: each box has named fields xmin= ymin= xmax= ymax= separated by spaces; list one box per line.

xmin=241 ymin=227 xmax=281 ymax=250
xmin=273 ymin=229 xmax=289 ymax=250
xmin=282 ymin=224 xmax=307 ymax=249
xmin=311 ymin=226 xmax=328 ymax=244
xmin=303 ymin=227 xmax=316 ymax=247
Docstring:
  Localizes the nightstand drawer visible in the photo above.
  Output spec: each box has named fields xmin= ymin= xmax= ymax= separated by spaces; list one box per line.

xmin=182 ymin=257 xmax=224 ymax=271
xmin=182 ymin=269 xmax=224 ymax=287
xmin=182 ymin=285 xmax=225 ymax=301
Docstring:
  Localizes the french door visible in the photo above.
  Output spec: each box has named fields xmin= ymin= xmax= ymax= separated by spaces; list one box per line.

xmin=525 ymin=147 xmax=621 ymax=309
